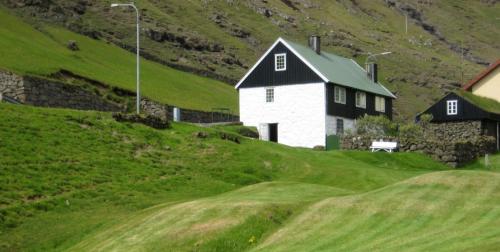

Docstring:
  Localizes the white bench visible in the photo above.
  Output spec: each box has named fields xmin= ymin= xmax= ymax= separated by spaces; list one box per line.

xmin=370 ymin=141 xmax=398 ymax=153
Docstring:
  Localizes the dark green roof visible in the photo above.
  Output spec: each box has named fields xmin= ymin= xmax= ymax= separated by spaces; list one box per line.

xmin=456 ymin=90 xmax=500 ymax=114
xmin=283 ymin=39 xmax=396 ymax=98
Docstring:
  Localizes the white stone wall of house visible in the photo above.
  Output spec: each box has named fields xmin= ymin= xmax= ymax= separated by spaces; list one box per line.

xmin=325 ymin=115 xmax=356 ymax=136
xmin=239 ymin=82 xmax=326 ymax=148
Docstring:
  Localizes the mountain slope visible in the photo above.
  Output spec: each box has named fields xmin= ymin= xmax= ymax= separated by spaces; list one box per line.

xmin=2 ymin=0 xmax=499 ymax=119
xmin=0 ymin=7 xmax=237 ymax=112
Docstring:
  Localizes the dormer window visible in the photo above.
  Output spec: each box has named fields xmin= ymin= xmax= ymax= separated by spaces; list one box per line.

xmin=447 ymin=100 xmax=457 ymax=115
xmin=275 ymin=53 xmax=286 ymax=71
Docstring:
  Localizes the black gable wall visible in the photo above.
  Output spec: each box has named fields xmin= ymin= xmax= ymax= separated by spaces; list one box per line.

xmin=419 ymin=93 xmax=490 ymax=122
xmin=238 ymin=42 xmax=324 ymax=88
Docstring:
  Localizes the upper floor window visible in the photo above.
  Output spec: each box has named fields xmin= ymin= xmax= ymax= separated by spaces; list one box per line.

xmin=447 ymin=100 xmax=457 ymax=115
xmin=274 ymin=53 xmax=286 ymax=71
xmin=334 ymin=86 xmax=346 ymax=104
xmin=355 ymin=91 xmax=366 ymax=108
xmin=375 ymin=96 xmax=386 ymax=112
xmin=266 ymin=88 xmax=274 ymax=103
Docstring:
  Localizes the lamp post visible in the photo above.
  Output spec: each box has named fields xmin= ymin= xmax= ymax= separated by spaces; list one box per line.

xmin=111 ymin=3 xmax=141 ymax=114
xmin=365 ymin=51 xmax=392 ymax=66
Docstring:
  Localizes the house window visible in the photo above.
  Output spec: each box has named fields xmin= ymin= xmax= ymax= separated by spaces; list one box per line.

xmin=355 ymin=91 xmax=366 ymax=108
xmin=375 ymin=96 xmax=386 ymax=112
xmin=274 ymin=53 xmax=286 ymax=71
xmin=447 ymin=100 xmax=457 ymax=115
xmin=266 ymin=88 xmax=274 ymax=103
xmin=336 ymin=119 xmax=344 ymax=135
xmin=334 ymin=86 xmax=346 ymax=104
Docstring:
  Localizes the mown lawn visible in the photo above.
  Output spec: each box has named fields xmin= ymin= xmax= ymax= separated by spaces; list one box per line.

xmin=2 ymin=103 xmax=499 ymax=251
xmin=0 ymin=103 xmax=448 ymax=251
xmin=0 ymin=7 xmax=237 ymax=112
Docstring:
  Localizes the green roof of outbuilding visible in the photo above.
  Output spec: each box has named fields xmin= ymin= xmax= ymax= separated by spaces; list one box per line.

xmin=456 ymin=90 xmax=500 ymax=114
xmin=283 ymin=39 xmax=396 ymax=98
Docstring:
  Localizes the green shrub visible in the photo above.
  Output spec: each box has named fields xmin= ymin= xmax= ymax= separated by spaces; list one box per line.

xmin=399 ymin=123 xmax=423 ymax=139
xmin=355 ymin=115 xmax=397 ymax=136
xmin=419 ymin=114 xmax=433 ymax=128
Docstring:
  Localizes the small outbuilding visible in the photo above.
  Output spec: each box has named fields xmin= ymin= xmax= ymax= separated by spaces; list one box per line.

xmin=417 ymin=91 xmax=500 ymax=151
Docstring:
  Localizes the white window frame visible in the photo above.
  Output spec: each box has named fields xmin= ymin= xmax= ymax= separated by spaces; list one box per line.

xmin=336 ymin=118 xmax=344 ymax=135
xmin=334 ymin=86 xmax=346 ymax=104
xmin=266 ymin=88 xmax=274 ymax=103
xmin=274 ymin=53 xmax=287 ymax=71
xmin=375 ymin=96 xmax=386 ymax=112
xmin=447 ymin=100 xmax=457 ymax=115
xmin=355 ymin=91 xmax=366 ymax=108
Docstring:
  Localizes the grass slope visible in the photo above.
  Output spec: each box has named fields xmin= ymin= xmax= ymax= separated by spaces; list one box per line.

xmin=0 ymin=7 xmax=237 ymax=112
xmin=255 ymin=171 xmax=500 ymax=252
xmin=0 ymin=103 xmax=445 ymax=251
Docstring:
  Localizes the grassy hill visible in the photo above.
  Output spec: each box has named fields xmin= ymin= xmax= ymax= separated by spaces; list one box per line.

xmin=2 ymin=103 xmax=500 ymax=251
xmin=0 ymin=7 xmax=237 ymax=112
xmin=2 ymin=0 xmax=499 ymax=120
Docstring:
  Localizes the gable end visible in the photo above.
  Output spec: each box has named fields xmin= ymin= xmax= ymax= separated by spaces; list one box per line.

xmin=236 ymin=39 xmax=326 ymax=89
xmin=418 ymin=93 xmax=490 ymax=122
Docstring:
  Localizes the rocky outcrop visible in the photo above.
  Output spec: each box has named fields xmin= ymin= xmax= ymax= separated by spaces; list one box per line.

xmin=144 ymin=28 xmax=224 ymax=52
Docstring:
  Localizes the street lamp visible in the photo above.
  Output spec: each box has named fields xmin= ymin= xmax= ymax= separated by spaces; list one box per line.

xmin=111 ymin=3 xmax=141 ymax=114
xmin=365 ymin=51 xmax=392 ymax=65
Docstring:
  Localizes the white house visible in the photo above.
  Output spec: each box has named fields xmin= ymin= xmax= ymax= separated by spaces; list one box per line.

xmin=235 ymin=36 xmax=396 ymax=149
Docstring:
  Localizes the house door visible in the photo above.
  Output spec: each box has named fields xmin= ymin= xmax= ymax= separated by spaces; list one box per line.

xmin=269 ymin=123 xmax=278 ymax=143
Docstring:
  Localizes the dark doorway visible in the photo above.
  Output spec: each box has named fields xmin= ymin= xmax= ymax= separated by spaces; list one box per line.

xmin=269 ymin=123 xmax=278 ymax=143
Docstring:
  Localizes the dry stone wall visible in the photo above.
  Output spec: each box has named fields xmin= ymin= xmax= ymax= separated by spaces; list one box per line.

xmin=0 ymin=71 xmax=25 ymax=101
xmin=342 ymin=120 xmax=496 ymax=167
xmin=140 ymin=98 xmax=239 ymax=123
xmin=0 ymin=71 xmax=121 ymax=111
xmin=1 ymin=70 xmax=238 ymax=123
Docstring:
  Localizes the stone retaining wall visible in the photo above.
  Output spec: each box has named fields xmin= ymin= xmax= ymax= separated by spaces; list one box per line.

xmin=140 ymin=99 xmax=239 ymax=123
xmin=342 ymin=135 xmax=495 ymax=167
xmin=0 ymin=71 xmax=121 ymax=111
xmin=341 ymin=120 xmax=496 ymax=167
xmin=1 ymin=70 xmax=239 ymax=123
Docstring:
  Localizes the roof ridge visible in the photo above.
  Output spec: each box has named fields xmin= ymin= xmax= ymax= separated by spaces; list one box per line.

xmin=463 ymin=59 xmax=500 ymax=91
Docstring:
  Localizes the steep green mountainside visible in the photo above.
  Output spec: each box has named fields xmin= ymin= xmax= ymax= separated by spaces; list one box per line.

xmin=1 ymin=0 xmax=498 ymax=120
xmin=0 ymin=7 xmax=237 ymax=112
xmin=2 ymin=103 xmax=500 ymax=251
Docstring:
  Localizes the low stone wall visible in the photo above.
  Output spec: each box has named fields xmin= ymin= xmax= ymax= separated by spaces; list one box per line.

xmin=23 ymin=76 xmax=122 ymax=111
xmin=0 ymin=71 xmax=121 ymax=111
xmin=1 ymin=70 xmax=239 ymax=123
xmin=0 ymin=71 xmax=25 ymax=101
xmin=140 ymin=99 xmax=239 ymax=123
xmin=342 ymin=134 xmax=496 ymax=167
